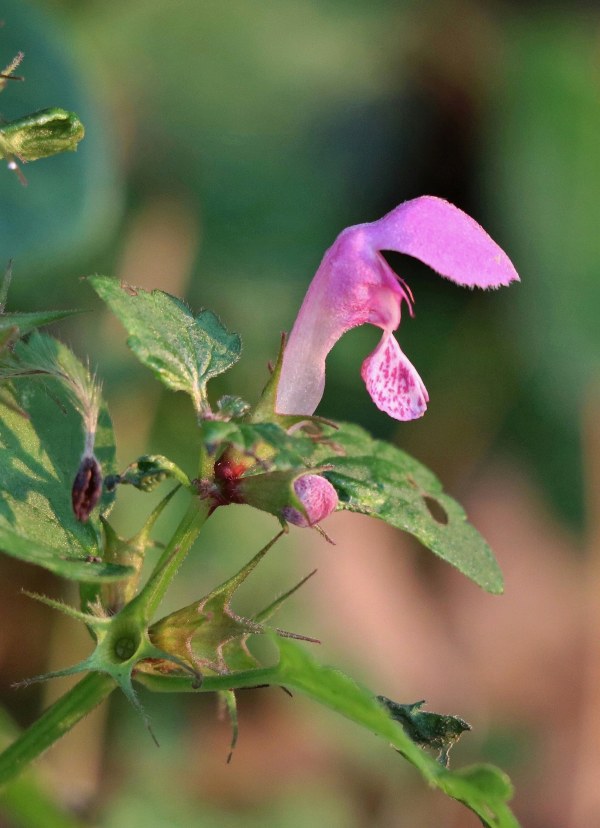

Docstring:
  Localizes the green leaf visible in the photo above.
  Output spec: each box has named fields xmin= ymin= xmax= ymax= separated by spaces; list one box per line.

xmin=89 ymin=277 xmax=241 ymax=415
xmin=377 ymin=696 xmax=470 ymax=767
xmin=216 ymin=394 xmax=251 ymax=419
xmin=310 ymin=423 xmax=503 ymax=593
xmin=276 ymin=639 xmax=519 ymax=828
xmin=137 ymin=638 xmax=519 ymax=826
xmin=0 ymin=339 xmax=129 ymax=581
xmin=0 ymin=108 xmax=84 ymax=163
xmin=201 ymin=420 xmax=315 ymax=469
xmin=0 ymin=328 xmax=18 ymax=355
xmin=0 ymin=309 xmax=79 ymax=337
xmin=439 ymin=765 xmax=519 ymax=828
xmin=0 ymin=259 xmax=80 ymax=341
xmin=2 ymin=332 xmax=102 ymax=440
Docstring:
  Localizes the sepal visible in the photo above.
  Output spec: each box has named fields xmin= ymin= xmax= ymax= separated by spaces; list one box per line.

xmin=250 ymin=333 xmax=334 ymax=430
xmin=145 ymin=532 xmax=317 ymax=678
xmin=17 ymin=585 xmax=202 ymax=743
xmin=250 ymin=333 xmax=286 ymax=423
xmin=228 ymin=467 xmax=338 ymax=528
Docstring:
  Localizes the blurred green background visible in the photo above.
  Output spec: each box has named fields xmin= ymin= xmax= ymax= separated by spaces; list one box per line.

xmin=1 ymin=0 xmax=599 ymax=825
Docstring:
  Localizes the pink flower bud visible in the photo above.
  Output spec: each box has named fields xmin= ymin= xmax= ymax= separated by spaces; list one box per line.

xmin=281 ymin=473 xmax=338 ymax=527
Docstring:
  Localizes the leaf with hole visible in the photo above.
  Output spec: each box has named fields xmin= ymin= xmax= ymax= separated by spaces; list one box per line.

xmin=308 ymin=423 xmax=503 ymax=593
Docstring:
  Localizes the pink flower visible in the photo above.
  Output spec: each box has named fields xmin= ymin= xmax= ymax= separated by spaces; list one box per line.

xmin=276 ymin=196 xmax=519 ymax=421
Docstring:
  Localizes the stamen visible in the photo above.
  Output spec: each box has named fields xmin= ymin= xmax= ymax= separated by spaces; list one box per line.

xmin=393 ymin=275 xmax=415 ymax=320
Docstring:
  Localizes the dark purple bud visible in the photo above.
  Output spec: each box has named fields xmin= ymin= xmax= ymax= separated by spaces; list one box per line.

xmin=71 ymin=455 xmax=103 ymax=522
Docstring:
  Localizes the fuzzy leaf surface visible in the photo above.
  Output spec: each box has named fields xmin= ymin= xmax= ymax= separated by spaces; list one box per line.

xmin=0 ymin=341 xmax=128 ymax=581
xmin=309 ymin=423 xmax=503 ymax=593
xmin=89 ymin=277 xmax=241 ymax=413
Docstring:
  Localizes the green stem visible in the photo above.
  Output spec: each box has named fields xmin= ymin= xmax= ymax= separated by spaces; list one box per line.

xmin=138 ymin=645 xmax=520 ymax=827
xmin=0 ymin=673 xmax=115 ymax=788
xmin=197 ymin=424 xmax=215 ymax=480
xmin=136 ymin=665 xmax=281 ymax=694
xmin=135 ymin=664 xmax=438 ymax=776
xmin=125 ymin=497 xmax=211 ymax=623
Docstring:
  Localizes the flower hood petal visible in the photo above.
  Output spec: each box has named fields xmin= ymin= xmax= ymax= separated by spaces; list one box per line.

xmin=276 ymin=196 xmax=518 ymax=418
xmin=369 ymin=196 xmax=519 ymax=289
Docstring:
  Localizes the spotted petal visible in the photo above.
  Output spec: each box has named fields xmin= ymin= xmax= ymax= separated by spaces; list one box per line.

xmin=361 ymin=333 xmax=428 ymax=421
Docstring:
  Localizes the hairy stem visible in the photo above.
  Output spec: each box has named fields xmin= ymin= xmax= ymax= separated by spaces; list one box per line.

xmin=125 ymin=497 xmax=211 ymax=624
xmin=135 ymin=665 xmax=281 ymax=694
xmin=0 ymin=673 xmax=116 ymax=788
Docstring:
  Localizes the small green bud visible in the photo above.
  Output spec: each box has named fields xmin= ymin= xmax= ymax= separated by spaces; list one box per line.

xmin=216 ymin=395 xmax=251 ymax=419
xmin=109 ymin=455 xmax=192 ymax=492
xmin=0 ymin=108 xmax=85 ymax=163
